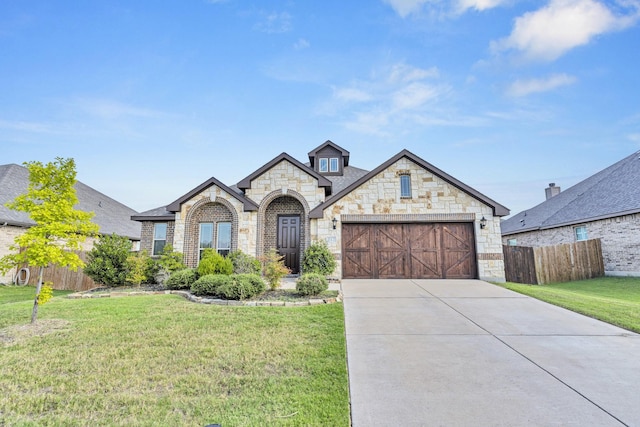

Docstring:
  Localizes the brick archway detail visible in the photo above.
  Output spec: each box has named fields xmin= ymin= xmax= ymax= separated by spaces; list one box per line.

xmin=183 ymin=197 xmax=239 ymax=267
xmin=256 ymin=189 xmax=310 ymax=261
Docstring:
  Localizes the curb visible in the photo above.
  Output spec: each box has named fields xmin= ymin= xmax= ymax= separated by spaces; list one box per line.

xmin=67 ymin=289 xmax=343 ymax=306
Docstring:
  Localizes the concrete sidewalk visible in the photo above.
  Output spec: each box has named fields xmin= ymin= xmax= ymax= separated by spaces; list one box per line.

xmin=343 ymin=279 xmax=640 ymax=426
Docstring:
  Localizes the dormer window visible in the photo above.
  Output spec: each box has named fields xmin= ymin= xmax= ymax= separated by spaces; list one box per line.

xmin=319 ymin=158 xmax=329 ymax=172
xmin=308 ymin=140 xmax=349 ymax=177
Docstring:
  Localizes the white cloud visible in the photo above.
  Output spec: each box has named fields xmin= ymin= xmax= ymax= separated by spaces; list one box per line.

xmin=392 ymin=82 xmax=441 ymax=109
xmin=456 ymin=0 xmax=509 ymax=13
xmin=333 ymin=87 xmax=374 ymax=103
xmin=324 ymin=62 xmax=452 ymax=135
xmin=389 ymin=63 xmax=439 ymax=83
xmin=507 ymin=73 xmax=577 ymax=97
xmin=492 ymin=0 xmax=640 ymax=61
xmin=382 ymin=0 xmax=430 ymax=17
xmin=293 ymin=38 xmax=310 ymax=50
xmin=254 ymin=12 xmax=292 ymax=34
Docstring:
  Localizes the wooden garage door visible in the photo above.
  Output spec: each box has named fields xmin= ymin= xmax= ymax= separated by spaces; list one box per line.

xmin=342 ymin=223 xmax=477 ymax=279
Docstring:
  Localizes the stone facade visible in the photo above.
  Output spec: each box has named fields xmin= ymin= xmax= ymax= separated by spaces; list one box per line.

xmin=502 ymin=213 xmax=640 ymax=276
xmin=0 ymin=225 xmax=28 ymax=283
xmin=135 ymin=148 xmax=508 ymax=282
xmin=314 ymin=158 xmax=505 ymax=282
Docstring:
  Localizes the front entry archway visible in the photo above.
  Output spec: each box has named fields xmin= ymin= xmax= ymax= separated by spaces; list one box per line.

xmin=262 ymin=195 xmax=306 ymax=275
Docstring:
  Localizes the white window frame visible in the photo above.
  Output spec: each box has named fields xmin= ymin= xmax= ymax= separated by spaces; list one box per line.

xmin=574 ymin=225 xmax=588 ymax=241
xmin=319 ymin=158 xmax=329 ymax=173
xmin=152 ymin=223 xmax=167 ymax=256
xmin=507 ymin=238 xmax=517 ymax=246
xmin=199 ymin=223 xmax=213 ymax=260
xmin=216 ymin=222 xmax=232 ymax=256
xmin=400 ymin=174 xmax=412 ymax=198
xmin=329 ymin=157 xmax=339 ymax=172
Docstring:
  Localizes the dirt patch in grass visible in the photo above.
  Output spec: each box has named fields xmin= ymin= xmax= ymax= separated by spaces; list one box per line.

xmin=0 ymin=319 xmax=71 ymax=347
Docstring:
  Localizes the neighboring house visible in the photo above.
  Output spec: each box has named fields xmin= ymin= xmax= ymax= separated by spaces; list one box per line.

xmin=501 ymin=150 xmax=640 ymax=277
xmin=132 ymin=141 xmax=510 ymax=281
xmin=0 ymin=163 xmax=142 ymax=283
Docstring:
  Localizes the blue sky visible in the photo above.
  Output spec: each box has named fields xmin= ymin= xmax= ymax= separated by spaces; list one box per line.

xmin=2 ymin=0 xmax=639 ymax=216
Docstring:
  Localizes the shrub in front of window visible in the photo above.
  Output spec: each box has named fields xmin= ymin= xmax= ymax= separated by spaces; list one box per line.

xmin=228 ymin=250 xmax=262 ymax=275
xmin=197 ymin=249 xmax=233 ymax=277
xmin=165 ymin=268 xmax=197 ymax=290
xmin=296 ymin=273 xmax=329 ymax=296
xmin=301 ymin=241 xmax=336 ymax=276
xmin=155 ymin=244 xmax=187 ymax=284
xmin=191 ymin=274 xmax=231 ymax=296
xmin=217 ymin=274 xmax=266 ymax=300
xmin=84 ymin=233 xmax=132 ymax=286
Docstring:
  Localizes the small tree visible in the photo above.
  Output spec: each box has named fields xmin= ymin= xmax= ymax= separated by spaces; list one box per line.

xmin=84 ymin=233 xmax=132 ymax=286
xmin=125 ymin=250 xmax=151 ymax=286
xmin=261 ymin=249 xmax=290 ymax=290
xmin=0 ymin=158 xmax=99 ymax=323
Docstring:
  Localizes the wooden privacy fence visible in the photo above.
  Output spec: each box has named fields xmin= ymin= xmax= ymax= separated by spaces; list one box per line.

xmin=21 ymin=250 xmax=97 ymax=291
xmin=503 ymin=239 xmax=604 ymax=285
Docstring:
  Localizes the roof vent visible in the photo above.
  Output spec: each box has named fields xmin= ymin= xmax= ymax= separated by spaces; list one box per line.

xmin=545 ymin=183 xmax=561 ymax=200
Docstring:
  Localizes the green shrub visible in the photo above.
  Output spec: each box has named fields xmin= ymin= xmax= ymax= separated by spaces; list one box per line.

xmin=302 ymin=241 xmax=336 ymax=276
xmin=125 ymin=251 xmax=150 ymax=286
xmin=228 ymin=250 xmax=262 ymax=275
xmin=296 ymin=273 xmax=329 ymax=296
xmin=197 ymin=249 xmax=233 ymax=276
xmin=261 ymin=249 xmax=290 ymax=290
xmin=217 ymin=274 xmax=266 ymax=300
xmin=84 ymin=234 xmax=132 ymax=286
xmin=191 ymin=274 xmax=231 ymax=296
xmin=165 ymin=268 xmax=197 ymax=290
xmin=157 ymin=244 xmax=186 ymax=273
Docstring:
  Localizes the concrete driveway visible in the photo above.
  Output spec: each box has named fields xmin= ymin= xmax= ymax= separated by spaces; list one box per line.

xmin=342 ymin=279 xmax=640 ymax=426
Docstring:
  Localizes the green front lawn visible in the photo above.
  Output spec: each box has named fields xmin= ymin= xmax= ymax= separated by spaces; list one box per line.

xmin=0 ymin=286 xmax=350 ymax=426
xmin=498 ymin=277 xmax=640 ymax=333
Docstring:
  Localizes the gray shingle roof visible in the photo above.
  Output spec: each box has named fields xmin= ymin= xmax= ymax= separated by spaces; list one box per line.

xmin=0 ymin=163 xmax=141 ymax=240
xmin=501 ymin=150 xmax=640 ymax=235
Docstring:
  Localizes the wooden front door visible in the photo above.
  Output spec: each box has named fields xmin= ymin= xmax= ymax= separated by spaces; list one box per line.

xmin=342 ymin=223 xmax=477 ymax=279
xmin=277 ymin=216 xmax=300 ymax=274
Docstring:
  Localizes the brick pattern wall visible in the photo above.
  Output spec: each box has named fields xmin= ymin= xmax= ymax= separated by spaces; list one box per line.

xmin=502 ymin=213 xmax=640 ymax=275
xmin=183 ymin=202 xmax=235 ymax=268
xmin=263 ymin=196 xmax=305 ymax=258
xmin=140 ymin=221 xmax=175 ymax=256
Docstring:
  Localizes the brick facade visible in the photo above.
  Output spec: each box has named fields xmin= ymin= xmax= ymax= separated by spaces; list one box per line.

xmin=183 ymin=202 xmax=235 ymax=268
xmin=140 ymin=221 xmax=175 ymax=256
xmin=502 ymin=213 xmax=640 ymax=276
xmin=263 ymin=196 xmax=305 ymax=257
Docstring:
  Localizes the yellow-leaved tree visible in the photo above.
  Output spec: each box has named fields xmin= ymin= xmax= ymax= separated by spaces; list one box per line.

xmin=0 ymin=158 xmax=99 ymax=323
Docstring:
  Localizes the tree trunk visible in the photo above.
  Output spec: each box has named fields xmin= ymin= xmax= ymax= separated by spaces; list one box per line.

xmin=31 ymin=266 xmax=44 ymax=324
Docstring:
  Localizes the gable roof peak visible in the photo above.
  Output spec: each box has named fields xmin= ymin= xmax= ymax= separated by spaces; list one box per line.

xmin=309 ymin=148 xmax=509 ymax=218
xmin=237 ymin=151 xmax=332 ymax=191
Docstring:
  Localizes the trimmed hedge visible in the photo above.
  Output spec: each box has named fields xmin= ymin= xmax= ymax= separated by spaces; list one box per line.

xmin=217 ymin=274 xmax=266 ymax=300
xmin=191 ymin=274 xmax=232 ymax=296
xmin=165 ymin=268 xmax=197 ymax=290
xmin=296 ymin=273 xmax=329 ymax=296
